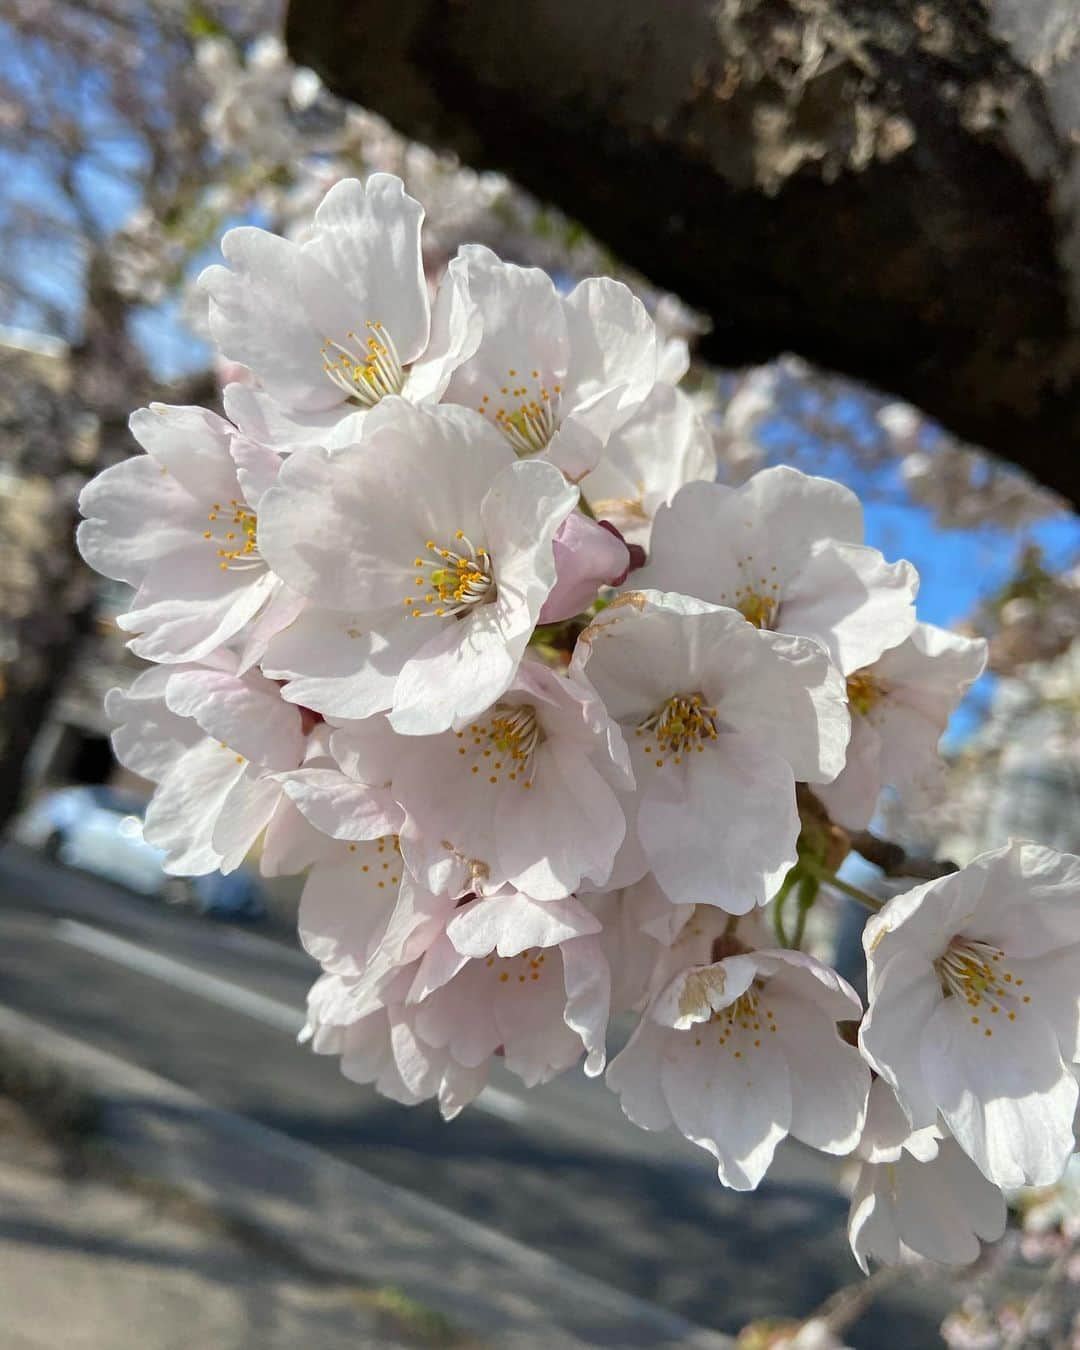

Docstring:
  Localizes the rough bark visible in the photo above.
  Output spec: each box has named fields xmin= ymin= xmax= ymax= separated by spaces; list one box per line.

xmin=287 ymin=0 xmax=1080 ymax=506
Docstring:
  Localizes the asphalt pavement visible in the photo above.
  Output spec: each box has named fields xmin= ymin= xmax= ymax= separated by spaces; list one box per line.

xmin=0 ymin=843 xmax=952 ymax=1344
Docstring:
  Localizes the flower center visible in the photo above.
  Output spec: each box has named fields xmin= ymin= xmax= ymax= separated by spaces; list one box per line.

xmin=405 ymin=531 xmax=495 ymax=619
xmin=454 ymin=703 xmax=543 ymax=789
xmin=486 ymin=946 xmax=548 ymax=986
xmin=636 ymin=692 xmax=719 ymax=766
xmin=934 ymin=936 xmax=1030 ymax=1037
xmin=203 ymin=499 xmax=261 ymax=571
xmin=321 ymin=320 xmax=405 ymax=406
xmin=847 ymin=670 xmax=883 ymax=716
xmin=713 ymin=556 xmax=782 ymax=629
xmin=735 ymin=591 xmax=778 ymax=629
xmin=482 ymin=367 xmax=563 ymax=456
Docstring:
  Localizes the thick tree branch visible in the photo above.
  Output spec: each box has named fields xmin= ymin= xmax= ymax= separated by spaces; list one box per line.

xmin=288 ymin=0 xmax=1080 ymax=506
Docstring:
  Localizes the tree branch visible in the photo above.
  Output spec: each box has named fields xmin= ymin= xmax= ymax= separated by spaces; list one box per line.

xmin=287 ymin=0 xmax=1080 ymax=506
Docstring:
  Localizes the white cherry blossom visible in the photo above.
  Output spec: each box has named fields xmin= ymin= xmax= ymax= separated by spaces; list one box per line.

xmin=302 ymin=968 xmax=486 ymax=1119
xmin=107 ymin=657 xmax=322 ymax=876
xmin=258 ymin=398 xmax=578 ymax=734
xmin=78 ymin=403 xmax=287 ymax=665
xmin=573 ymin=590 xmax=850 ymax=910
xmin=435 ymin=244 xmax=659 ymax=480
xmin=607 ymin=946 xmax=869 ymax=1189
xmin=860 ymin=841 xmax=1080 ymax=1188
xmin=632 ymin=466 xmax=919 ymax=674
xmin=580 ymin=383 xmax=717 ymax=549
xmin=394 ymin=657 xmax=633 ymax=901
xmin=847 ymin=1079 xmax=1007 ymax=1270
xmin=817 ymin=622 xmax=987 ymax=830
xmin=407 ymin=890 xmax=610 ymax=1088
xmin=200 ymin=175 xmax=469 ymax=437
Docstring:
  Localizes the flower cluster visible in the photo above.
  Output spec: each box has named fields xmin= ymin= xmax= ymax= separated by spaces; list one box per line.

xmin=77 ymin=175 xmax=1078 ymax=1273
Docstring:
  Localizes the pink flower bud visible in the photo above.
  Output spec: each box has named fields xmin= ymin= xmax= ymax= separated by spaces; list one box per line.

xmin=539 ymin=512 xmax=631 ymax=623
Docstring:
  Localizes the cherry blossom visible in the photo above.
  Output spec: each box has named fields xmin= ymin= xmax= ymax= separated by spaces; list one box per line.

xmin=607 ymin=945 xmax=869 ymax=1189
xmin=632 ymin=466 xmax=919 ymax=674
xmin=302 ymin=968 xmax=485 ymax=1118
xmin=68 ymin=144 xmax=1080 ymax=1283
xmin=258 ymin=398 xmax=578 ymax=733
xmin=394 ymin=657 xmax=633 ymax=900
xmin=860 ymin=841 xmax=1080 ymax=1188
xmin=538 ymin=513 xmax=631 ymax=624
xmin=579 ymin=383 xmax=717 ymax=549
xmin=817 ymin=622 xmax=988 ymax=831
xmin=847 ymin=1080 xmax=1007 ymax=1270
xmin=106 ymin=656 xmax=321 ymax=876
xmin=407 ymin=890 xmax=610 ymax=1087
xmin=573 ymin=590 xmax=850 ymax=910
xmin=435 ymin=244 xmax=659 ymax=480
xmin=77 ymin=403 xmax=286 ymax=665
xmin=200 ymin=175 xmax=470 ymax=437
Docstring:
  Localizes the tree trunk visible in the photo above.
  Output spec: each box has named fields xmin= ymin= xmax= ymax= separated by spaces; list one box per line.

xmin=287 ymin=0 xmax=1080 ymax=506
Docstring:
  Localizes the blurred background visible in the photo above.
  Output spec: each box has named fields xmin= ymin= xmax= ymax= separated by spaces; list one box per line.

xmin=0 ymin=2 xmax=1077 ymax=1347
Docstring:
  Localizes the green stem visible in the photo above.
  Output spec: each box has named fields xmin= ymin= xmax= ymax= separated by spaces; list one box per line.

xmin=770 ymin=867 xmax=799 ymax=946
xmin=800 ymin=857 xmax=883 ymax=912
xmin=791 ymin=874 xmax=819 ymax=949
xmin=577 ymin=494 xmax=597 ymax=521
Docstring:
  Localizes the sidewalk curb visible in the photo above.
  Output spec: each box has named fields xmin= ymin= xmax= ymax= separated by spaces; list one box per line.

xmin=0 ymin=1004 xmax=733 ymax=1349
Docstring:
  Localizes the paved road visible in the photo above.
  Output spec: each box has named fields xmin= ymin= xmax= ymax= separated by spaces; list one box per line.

xmin=0 ymin=844 xmax=950 ymax=1344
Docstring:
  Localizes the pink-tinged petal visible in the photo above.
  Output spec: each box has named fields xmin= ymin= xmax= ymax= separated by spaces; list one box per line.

xmin=859 ymin=946 xmax=942 ymax=1129
xmin=106 ymin=667 xmax=205 ymax=784
xmin=703 ymin=621 xmax=850 ymax=785
xmin=482 ymin=458 xmax=579 ymax=643
xmin=770 ymin=990 xmax=869 ymax=1155
xmin=260 ymin=794 xmax=340 ymax=877
xmin=222 ymin=383 xmax=352 ymax=449
xmin=77 ymin=455 xmax=201 ymax=586
xmin=921 ymin=995 xmax=1077 ymax=1188
xmin=581 ymin=383 xmax=716 ymax=549
xmin=212 ymin=771 xmax=282 ymax=873
xmin=437 ymin=1060 xmax=489 ymax=1120
xmin=848 ymin=1162 xmax=902 ymax=1273
xmin=446 ymin=893 xmax=601 ymax=959
xmin=782 ymin=540 xmax=918 ymax=675
xmin=202 ymin=227 xmax=338 ymax=413
xmin=439 ymin=245 xmax=568 ymax=421
xmin=539 ymin=512 xmax=630 ymax=623
xmin=561 ymin=933 xmax=612 ymax=1076
xmin=637 ymin=734 xmax=799 ymax=912
xmin=661 ymin=1023 xmax=792 ymax=1191
xmin=164 ymin=668 xmax=305 ymax=771
xmin=606 ymin=1019 xmax=676 ymax=1132
xmin=299 ymin=174 xmax=430 ymax=366
xmin=236 ymin=582 xmax=304 ymax=674
xmin=258 ymin=401 xmax=513 ymax=611
xmin=561 ymin=276 xmax=657 ymax=436
xmin=123 ymin=564 xmax=278 ymax=666
xmin=635 ymin=466 xmax=864 ymax=603
xmin=496 ymin=740 xmax=626 ymax=900
xmin=280 ymin=767 xmax=402 ymax=841
xmin=390 ymin=611 xmax=518 ymax=736
xmin=229 ymin=436 xmax=282 ymax=509
xmin=814 ymin=715 xmax=883 ymax=832
xmin=858 ymin=1078 xmax=942 ymax=1166
xmin=492 ymin=954 xmax=584 ymax=1086
xmin=752 ymin=948 xmax=864 ymax=1023
xmin=143 ymin=739 xmax=247 ymax=874
xmin=263 ymin=607 xmax=429 ymax=721
xmin=298 ymin=847 xmax=405 ymax=975
xmin=129 ymin=403 xmax=243 ymax=500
